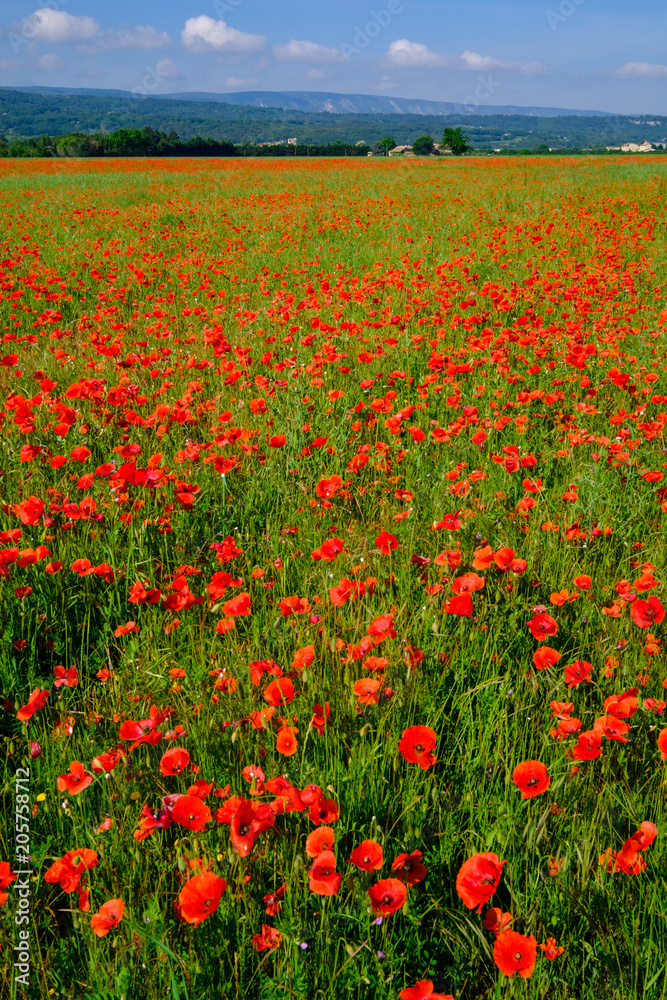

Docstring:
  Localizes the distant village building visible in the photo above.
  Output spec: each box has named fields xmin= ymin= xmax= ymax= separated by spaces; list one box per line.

xmin=606 ymin=140 xmax=654 ymax=153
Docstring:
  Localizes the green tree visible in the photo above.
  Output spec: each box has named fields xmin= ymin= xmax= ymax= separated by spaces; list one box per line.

xmin=379 ymin=137 xmax=397 ymax=156
xmin=442 ymin=127 xmax=471 ymax=156
xmin=412 ymin=133 xmax=435 ymax=156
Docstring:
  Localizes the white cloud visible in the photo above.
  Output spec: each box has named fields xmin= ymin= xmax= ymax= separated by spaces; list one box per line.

xmin=460 ymin=51 xmax=546 ymax=75
xmin=385 ymin=40 xmax=446 ymax=69
xmin=0 ymin=59 xmax=23 ymax=72
xmin=37 ymin=52 xmax=67 ymax=71
xmin=98 ymin=25 xmax=171 ymax=50
xmin=181 ymin=16 xmax=265 ymax=55
xmin=274 ymin=39 xmax=348 ymax=64
xmin=226 ymin=76 xmax=259 ymax=89
xmin=25 ymin=8 xmax=99 ymax=43
xmin=615 ymin=62 xmax=667 ymax=79
xmin=384 ymin=40 xmax=546 ymax=75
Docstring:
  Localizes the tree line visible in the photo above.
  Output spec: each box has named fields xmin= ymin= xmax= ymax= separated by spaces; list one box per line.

xmin=0 ymin=127 xmax=377 ymax=159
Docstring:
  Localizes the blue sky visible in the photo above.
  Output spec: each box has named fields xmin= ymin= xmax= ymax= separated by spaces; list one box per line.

xmin=1 ymin=0 xmax=666 ymax=113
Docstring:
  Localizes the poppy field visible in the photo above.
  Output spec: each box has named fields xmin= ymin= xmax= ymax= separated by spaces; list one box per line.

xmin=1 ymin=154 xmax=667 ymax=1000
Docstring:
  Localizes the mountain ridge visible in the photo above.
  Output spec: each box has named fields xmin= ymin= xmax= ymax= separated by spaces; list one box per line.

xmin=4 ymin=86 xmax=626 ymax=118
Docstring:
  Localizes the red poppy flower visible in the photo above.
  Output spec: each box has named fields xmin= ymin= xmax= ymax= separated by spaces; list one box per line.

xmin=368 ymin=877 xmax=407 ymax=915
xmin=367 ymin=613 xmax=396 ymax=641
xmin=308 ymin=797 xmax=339 ymax=826
xmin=311 ymin=537 xmax=345 ymax=562
xmin=90 ymin=899 xmax=124 ymax=937
xmin=444 ymin=593 xmax=473 ymax=617
xmin=221 ymin=592 xmax=251 ymax=617
xmin=398 ymin=725 xmax=437 ymax=770
xmin=57 ymin=761 xmax=94 ymax=796
xmin=482 ymin=906 xmax=513 ymax=936
xmin=456 ymin=852 xmax=506 ymax=912
xmin=631 ymin=596 xmax=665 ymax=628
xmin=400 ymin=982 xmax=453 ymax=1000
xmin=16 ymin=688 xmax=50 ymax=722
xmin=279 ymin=595 xmax=311 ymax=617
xmin=512 ymin=760 xmax=550 ymax=799
xmin=493 ymin=931 xmax=537 ymax=978
xmin=178 ymin=872 xmax=226 ymax=927
xmin=252 ymin=924 xmax=282 ymax=951
xmin=564 ymin=659 xmax=593 ymax=688
xmin=593 ymin=715 xmax=631 ymax=742
xmin=392 ymin=849 xmax=428 ymax=886
xmin=571 ymin=730 xmax=603 ymax=761
xmin=44 ymin=849 xmax=98 ymax=894
xmin=230 ymin=799 xmax=275 ymax=857
xmin=276 ymin=726 xmax=298 ymax=756
xmin=574 ymin=574 xmax=592 ymax=589
xmin=0 ymin=862 xmax=17 ymax=906
xmin=375 ymin=530 xmax=399 ymax=555
xmin=452 ymin=572 xmax=485 ymax=594
xmin=160 ymin=747 xmax=190 ymax=775
xmin=533 ymin=646 xmax=561 ymax=671
xmin=657 ymin=728 xmax=667 ymax=760
xmin=349 ymin=840 xmax=383 ymax=871
xmin=263 ymin=677 xmax=294 ymax=707
xmin=603 ymin=688 xmax=638 ymax=719
xmin=629 ymin=821 xmax=657 ymax=850
xmin=527 ymin=613 xmax=558 ymax=641
xmin=170 ymin=795 xmax=212 ymax=831
xmin=305 ymin=826 xmax=335 ymax=858
xmin=539 ymin=938 xmax=565 ymax=960
xmin=309 ymin=851 xmax=343 ymax=896
xmin=353 ymin=677 xmax=382 ymax=706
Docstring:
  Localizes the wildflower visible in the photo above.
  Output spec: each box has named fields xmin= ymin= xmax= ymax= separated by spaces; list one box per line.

xmin=349 ymin=840 xmax=383 ymax=871
xmin=539 ymin=938 xmax=564 ymax=960
xmin=398 ymin=725 xmax=437 ymax=770
xmin=309 ymin=851 xmax=343 ymax=896
xmin=456 ymin=853 xmax=506 ymax=912
xmin=368 ymin=878 xmax=407 ymax=915
xmin=178 ymin=872 xmax=226 ymax=927
xmin=493 ymin=931 xmax=537 ymax=978
xmin=57 ymin=761 xmax=94 ymax=796
xmin=90 ymin=899 xmax=124 ymax=937
xmin=392 ymin=849 xmax=428 ymax=886
xmin=512 ymin=760 xmax=550 ymax=799
xmin=527 ymin=613 xmax=558 ymax=641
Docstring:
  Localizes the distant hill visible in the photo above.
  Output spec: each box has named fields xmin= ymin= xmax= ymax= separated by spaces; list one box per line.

xmin=0 ymin=87 xmax=665 ymax=150
xmin=8 ymin=86 xmax=620 ymax=118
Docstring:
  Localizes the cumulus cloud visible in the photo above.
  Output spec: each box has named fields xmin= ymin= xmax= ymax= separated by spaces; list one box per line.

xmin=226 ymin=75 xmax=260 ymax=89
xmin=0 ymin=59 xmax=23 ymax=72
xmin=181 ymin=16 xmax=265 ymax=55
xmin=384 ymin=40 xmax=546 ymax=75
xmin=21 ymin=10 xmax=170 ymax=52
xmin=25 ymin=8 xmax=99 ymax=43
xmin=37 ymin=52 xmax=67 ymax=71
xmin=615 ymin=61 xmax=667 ymax=78
xmin=274 ymin=39 xmax=348 ymax=64
xmin=384 ymin=40 xmax=446 ymax=69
